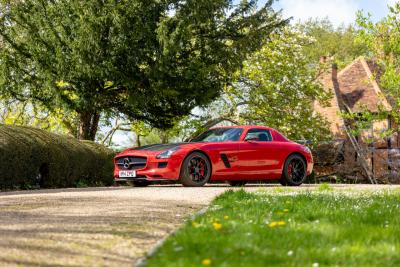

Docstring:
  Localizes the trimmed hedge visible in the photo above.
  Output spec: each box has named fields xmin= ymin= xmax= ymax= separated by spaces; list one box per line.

xmin=0 ymin=125 xmax=115 ymax=190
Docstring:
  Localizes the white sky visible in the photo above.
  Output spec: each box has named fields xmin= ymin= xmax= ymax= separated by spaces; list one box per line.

xmin=278 ymin=0 xmax=359 ymax=26
xmin=274 ymin=0 xmax=397 ymax=26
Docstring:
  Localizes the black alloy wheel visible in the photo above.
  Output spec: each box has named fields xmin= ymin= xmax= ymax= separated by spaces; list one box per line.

xmin=179 ymin=152 xmax=211 ymax=187
xmin=280 ymin=154 xmax=307 ymax=186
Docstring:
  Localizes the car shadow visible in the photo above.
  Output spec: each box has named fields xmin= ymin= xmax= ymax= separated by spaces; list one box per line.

xmin=0 ymin=183 xmax=328 ymax=197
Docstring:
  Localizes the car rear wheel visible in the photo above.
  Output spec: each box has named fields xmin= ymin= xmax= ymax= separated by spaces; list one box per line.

xmin=179 ymin=152 xmax=211 ymax=187
xmin=280 ymin=154 xmax=307 ymax=186
xmin=227 ymin=181 xmax=247 ymax=187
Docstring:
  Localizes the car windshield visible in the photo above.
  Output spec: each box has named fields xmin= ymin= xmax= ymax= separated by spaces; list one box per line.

xmin=191 ymin=128 xmax=243 ymax=142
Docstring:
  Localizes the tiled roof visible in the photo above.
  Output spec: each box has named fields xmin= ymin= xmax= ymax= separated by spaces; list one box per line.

xmin=336 ymin=57 xmax=391 ymax=113
xmin=314 ymin=69 xmax=345 ymax=138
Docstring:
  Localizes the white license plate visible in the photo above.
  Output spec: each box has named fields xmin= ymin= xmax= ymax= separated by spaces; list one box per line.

xmin=119 ymin=170 xmax=136 ymax=178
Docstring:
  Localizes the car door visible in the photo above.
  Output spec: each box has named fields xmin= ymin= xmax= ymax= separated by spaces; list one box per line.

xmin=196 ymin=127 xmax=244 ymax=180
xmin=206 ymin=141 xmax=241 ymax=179
xmin=237 ymin=128 xmax=281 ymax=179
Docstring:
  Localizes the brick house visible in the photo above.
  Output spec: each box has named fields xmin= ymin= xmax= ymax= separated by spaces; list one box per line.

xmin=314 ymin=56 xmax=400 ymax=183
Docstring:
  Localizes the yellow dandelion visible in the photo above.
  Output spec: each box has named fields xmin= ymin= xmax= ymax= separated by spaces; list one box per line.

xmin=213 ymin=222 xmax=222 ymax=230
xmin=268 ymin=221 xmax=278 ymax=228
xmin=283 ymin=209 xmax=289 ymax=213
xmin=202 ymin=258 xmax=211 ymax=266
xmin=268 ymin=221 xmax=286 ymax=228
xmin=224 ymin=215 xmax=229 ymax=220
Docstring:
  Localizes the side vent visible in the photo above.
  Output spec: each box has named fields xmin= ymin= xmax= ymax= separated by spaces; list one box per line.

xmin=220 ymin=154 xmax=231 ymax=168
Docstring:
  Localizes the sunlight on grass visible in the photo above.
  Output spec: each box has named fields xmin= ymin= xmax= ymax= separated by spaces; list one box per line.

xmin=146 ymin=189 xmax=400 ymax=267
xmin=317 ymin=183 xmax=333 ymax=191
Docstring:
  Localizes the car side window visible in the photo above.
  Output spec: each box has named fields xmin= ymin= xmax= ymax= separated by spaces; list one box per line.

xmin=244 ymin=129 xmax=273 ymax=142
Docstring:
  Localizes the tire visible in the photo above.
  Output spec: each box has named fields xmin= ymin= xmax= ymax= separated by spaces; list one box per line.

xmin=127 ymin=180 xmax=150 ymax=187
xmin=179 ymin=152 xmax=211 ymax=187
xmin=227 ymin=181 xmax=247 ymax=187
xmin=280 ymin=154 xmax=307 ymax=186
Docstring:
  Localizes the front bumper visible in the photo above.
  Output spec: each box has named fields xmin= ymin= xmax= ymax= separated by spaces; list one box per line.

xmin=306 ymin=154 xmax=314 ymax=175
xmin=114 ymin=154 xmax=183 ymax=181
xmin=307 ymin=162 xmax=314 ymax=175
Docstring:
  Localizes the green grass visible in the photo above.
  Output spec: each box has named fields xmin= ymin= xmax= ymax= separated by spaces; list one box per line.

xmin=146 ymin=189 xmax=400 ymax=267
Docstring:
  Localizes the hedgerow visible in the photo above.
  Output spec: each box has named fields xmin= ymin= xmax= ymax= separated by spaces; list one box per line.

xmin=0 ymin=125 xmax=115 ymax=190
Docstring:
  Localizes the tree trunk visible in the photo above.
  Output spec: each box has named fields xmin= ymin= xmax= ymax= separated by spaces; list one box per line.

xmin=160 ymin=131 xmax=169 ymax=144
xmin=78 ymin=111 xmax=100 ymax=141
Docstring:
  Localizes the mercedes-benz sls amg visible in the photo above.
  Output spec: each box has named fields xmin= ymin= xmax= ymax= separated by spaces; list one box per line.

xmin=114 ymin=126 xmax=313 ymax=187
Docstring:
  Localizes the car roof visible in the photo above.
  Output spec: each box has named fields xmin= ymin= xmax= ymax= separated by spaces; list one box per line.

xmin=208 ymin=125 xmax=289 ymax=142
xmin=210 ymin=125 xmax=273 ymax=131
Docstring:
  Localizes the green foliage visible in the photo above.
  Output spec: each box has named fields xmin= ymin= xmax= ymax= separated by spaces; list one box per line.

xmin=166 ymin=27 xmax=333 ymax=144
xmin=0 ymin=0 xmax=287 ymax=140
xmin=297 ymin=18 xmax=368 ymax=68
xmin=317 ymin=182 xmax=333 ymax=191
xmin=356 ymin=5 xmax=400 ymax=133
xmin=0 ymin=125 xmax=115 ymax=190
xmin=340 ymin=109 xmax=393 ymax=143
xmin=0 ymin=98 xmax=78 ymax=136
xmin=146 ymin=189 xmax=400 ymax=267
xmin=232 ymin=27 xmax=332 ymax=144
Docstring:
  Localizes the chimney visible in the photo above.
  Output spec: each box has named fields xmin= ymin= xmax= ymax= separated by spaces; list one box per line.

xmin=332 ymin=62 xmax=338 ymax=80
xmin=320 ymin=56 xmax=328 ymax=64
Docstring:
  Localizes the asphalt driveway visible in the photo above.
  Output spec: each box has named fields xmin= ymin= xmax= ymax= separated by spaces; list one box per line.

xmin=0 ymin=184 xmax=398 ymax=266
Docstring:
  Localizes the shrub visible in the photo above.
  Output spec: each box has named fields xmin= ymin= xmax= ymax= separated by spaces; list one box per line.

xmin=0 ymin=125 xmax=115 ymax=190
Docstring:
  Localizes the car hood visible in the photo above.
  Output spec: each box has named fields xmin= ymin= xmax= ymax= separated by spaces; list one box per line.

xmin=129 ymin=143 xmax=189 ymax=152
xmin=116 ymin=143 xmax=191 ymax=158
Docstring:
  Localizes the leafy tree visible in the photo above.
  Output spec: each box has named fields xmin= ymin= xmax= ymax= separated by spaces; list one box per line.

xmin=0 ymin=98 xmax=77 ymax=135
xmin=170 ymin=19 xmax=368 ymax=144
xmin=0 ymin=0 xmax=287 ymax=140
xmin=234 ymin=27 xmax=331 ymax=143
xmin=356 ymin=4 xmax=400 ymax=132
xmin=181 ymin=27 xmax=331 ymax=144
xmin=297 ymin=18 xmax=368 ymax=68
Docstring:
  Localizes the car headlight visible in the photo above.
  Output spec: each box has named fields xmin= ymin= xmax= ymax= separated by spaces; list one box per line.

xmin=303 ymin=146 xmax=311 ymax=153
xmin=156 ymin=146 xmax=180 ymax=159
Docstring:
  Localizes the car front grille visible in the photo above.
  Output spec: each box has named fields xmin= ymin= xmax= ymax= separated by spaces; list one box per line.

xmin=116 ymin=156 xmax=147 ymax=170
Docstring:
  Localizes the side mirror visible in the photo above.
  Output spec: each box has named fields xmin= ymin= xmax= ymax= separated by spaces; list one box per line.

xmin=296 ymin=140 xmax=313 ymax=145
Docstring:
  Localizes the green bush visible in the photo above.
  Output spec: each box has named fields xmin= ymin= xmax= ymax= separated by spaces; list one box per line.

xmin=0 ymin=125 xmax=115 ymax=190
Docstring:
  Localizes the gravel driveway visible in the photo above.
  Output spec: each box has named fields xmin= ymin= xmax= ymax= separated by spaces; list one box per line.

xmin=0 ymin=184 xmax=398 ymax=266
xmin=0 ymin=185 xmax=230 ymax=267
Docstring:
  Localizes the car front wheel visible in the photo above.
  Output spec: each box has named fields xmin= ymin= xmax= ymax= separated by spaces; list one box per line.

xmin=280 ymin=154 xmax=307 ymax=186
xmin=179 ymin=152 xmax=211 ymax=187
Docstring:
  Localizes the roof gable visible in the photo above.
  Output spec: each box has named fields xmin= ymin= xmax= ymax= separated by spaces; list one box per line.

xmin=336 ymin=57 xmax=391 ymax=113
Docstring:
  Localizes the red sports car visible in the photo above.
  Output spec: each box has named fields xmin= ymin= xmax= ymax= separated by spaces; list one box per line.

xmin=114 ymin=126 xmax=313 ymax=187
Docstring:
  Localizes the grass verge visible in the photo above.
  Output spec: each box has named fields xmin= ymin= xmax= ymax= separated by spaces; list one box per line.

xmin=146 ymin=189 xmax=400 ymax=267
